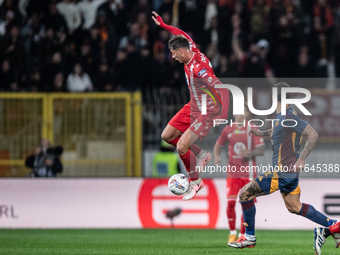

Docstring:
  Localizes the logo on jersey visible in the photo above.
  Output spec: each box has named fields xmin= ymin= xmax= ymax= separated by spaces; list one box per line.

xmin=233 ymin=142 xmax=246 ymax=155
xmin=234 ymin=130 xmax=246 ymax=134
xmin=199 ymin=86 xmax=222 ymax=111
xmin=198 ymin=69 xmax=207 ymax=77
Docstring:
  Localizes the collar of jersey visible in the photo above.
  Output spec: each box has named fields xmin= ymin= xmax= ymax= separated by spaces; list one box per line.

xmin=185 ymin=52 xmax=195 ymax=67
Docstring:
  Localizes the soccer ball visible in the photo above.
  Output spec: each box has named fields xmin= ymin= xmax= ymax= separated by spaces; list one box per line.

xmin=168 ymin=173 xmax=189 ymax=195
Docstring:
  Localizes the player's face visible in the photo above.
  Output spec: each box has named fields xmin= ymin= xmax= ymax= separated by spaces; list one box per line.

xmin=234 ymin=106 xmax=249 ymax=123
xmin=170 ymin=48 xmax=185 ymax=63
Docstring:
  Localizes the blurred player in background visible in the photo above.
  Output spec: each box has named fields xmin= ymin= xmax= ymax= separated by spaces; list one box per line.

xmin=228 ymin=83 xmax=337 ymax=251
xmin=152 ymin=11 xmax=230 ymax=201
xmin=214 ymin=103 xmax=264 ymax=243
xmin=314 ymin=218 xmax=340 ymax=254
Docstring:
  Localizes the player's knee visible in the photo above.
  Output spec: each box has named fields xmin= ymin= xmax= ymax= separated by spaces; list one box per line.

xmin=286 ymin=205 xmax=300 ymax=214
xmin=161 ymin=130 xmax=171 ymax=142
xmin=176 ymin=143 xmax=188 ymax=155
xmin=238 ymin=188 xmax=248 ymax=202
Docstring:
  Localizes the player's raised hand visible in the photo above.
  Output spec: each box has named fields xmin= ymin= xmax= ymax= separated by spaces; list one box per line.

xmin=152 ymin=11 xmax=161 ymax=26
xmin=249 ymin=128 xmax=261 ymax=136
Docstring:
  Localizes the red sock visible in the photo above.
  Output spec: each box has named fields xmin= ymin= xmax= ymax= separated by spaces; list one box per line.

xmin=166 ymin=137 xmax=180 ymax=147
xmin=227 ymin=199 xmax=236 ymax=231
xmin=329 ymin=221 xmax=340 ymax=234
xmin=179 ymin=150 xmax=198 ymax=181
xmin=190 ymin=144 xmax=202 ymax=156
xmin=240 ymin=214 xmax=245 ymax=234
xmin=167 ymin=138 xmax=201 ymax=157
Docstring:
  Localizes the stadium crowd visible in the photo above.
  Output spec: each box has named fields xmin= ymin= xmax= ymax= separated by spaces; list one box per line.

xmin=0 ymin=0 xmax=340 ymax=92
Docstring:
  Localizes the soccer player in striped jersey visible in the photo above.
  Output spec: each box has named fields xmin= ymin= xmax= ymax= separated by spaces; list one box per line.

xmin=214 ymin=103 xmax=265 ymax=243
xmin=152 ymin=12 xmax=230 ymax=201
xmin=228 ymin=82 xmax=337 ymax=250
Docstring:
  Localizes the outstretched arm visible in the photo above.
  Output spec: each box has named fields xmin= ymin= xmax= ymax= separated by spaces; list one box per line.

xmin=152 ymin=11 xmax=193 ymax=42
xmin=249 ymin=128 xmax=272 ymax=137
xmin=299 ymin=124 xmax=318 ymax=160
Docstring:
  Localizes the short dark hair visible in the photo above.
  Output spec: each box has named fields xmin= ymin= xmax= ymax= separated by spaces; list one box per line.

xmin=273 ymin=82 xmax=290 ymax=102
xmin=168 ymin=35 xmax=190 ymax=50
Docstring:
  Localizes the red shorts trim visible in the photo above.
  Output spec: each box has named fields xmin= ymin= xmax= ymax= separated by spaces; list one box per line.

xmin=226 ymin=178 xmax=251 ymax=198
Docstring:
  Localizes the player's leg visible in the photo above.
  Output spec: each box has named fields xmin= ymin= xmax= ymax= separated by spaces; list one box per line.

xmin=161 ymin=124 xmax=182 ymax=146
xmin=162 ymin=124 xmax=203 ymax=155
xmin=239 ymin=179 xmax=252 ymax=237
xmin=177 ymin=129 xmax=204 ymax=201
xmin=163 ymin=104 xmax=206 ymax=157
xmin=228 ymin=179 xmax=267 ymax=248
xmin=281 ymin=192 xmax=337 ymax=255
xmin=282 ymin=192 xmax=336 ymax=227
xmin=226 ymin=178 xmax=239 ymax=243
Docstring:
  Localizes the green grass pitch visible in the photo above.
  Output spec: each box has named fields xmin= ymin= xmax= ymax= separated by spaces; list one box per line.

xmin=0 ymin=229 xmax=338 ymax=254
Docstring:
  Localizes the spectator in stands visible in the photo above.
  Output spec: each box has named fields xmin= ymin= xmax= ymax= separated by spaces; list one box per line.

xmin=202 ymin=16 xmax=223 ymax=53
xmin=78 ymin=42 xmax=97 ymax=80
xmin=25 ymin=138 xmax=63 ymax=178
xmin=215 ymin=55 xmax=238 ymax=78
xmin=28 ymin=67 xmax=43 ymax=92
xmin=78 ymin=0 xmax=106 ymax=30
xmin=130 ymin=0 xmax=152 ymax=24
xmin=0 ymin=0 xmax=23 ymax=33
xmin=158 ymin=0 xmax=173 ymax=17
xmin=96 ymin=0 xmax=126 ymax=37
xmin=0 ymin=59 xmax=17 ymax=91
xmin=56 ymin=0 xmax=81 ymax=35
xmin=67 ymin=63 xmax=93 ymax=92
xmin=50 ymin=72 xmax=66 ymax=92
xmin=45 ymin=51 xmax=65 ymax=87
xmin=119 ymin=22 xmax=146 ymax=51
xmin=155 ymin=51 xmax=173 ymax=88
xmin=247 ymin=0 xmax=272 ymax=40
xmin=206 ymin=43 xmax=220 ymax=68
xmin=95 ymin=9 xmax=118 ymax=58
xmin=314 ymin=0 xmax=334 ymax=59
xmin=120 ymin=40 xmax=142 ymax=91
xmin=232 ymin=26 xmax=275 ymax=83
xmin=140 ymin=46 xmax=158 ymax=89
xmin=0 ymin=26 xmax=25 ymax=82
xmin=112 ymin=49 xmax=127 ymax=91
xmin=153 ymin=29 xmax=170 ymax=60
xmin=42 ymin=1 xmax=68 ymax=34
xmin=293 ymin=47 xmax=317 ymax=78
xmin=96 ymin=62 xmax=115 ymax=92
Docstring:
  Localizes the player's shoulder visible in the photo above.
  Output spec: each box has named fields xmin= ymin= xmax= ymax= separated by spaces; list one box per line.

xmin=193 ymin=55 xmax=214 ymax=76
xmin=287 ymin=105 xmax=298 ymax=116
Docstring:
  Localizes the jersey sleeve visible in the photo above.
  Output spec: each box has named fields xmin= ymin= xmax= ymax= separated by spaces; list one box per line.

xmin=216 ymin=126 xmax=230 ymax=147
xmin=157 ymin=16 xmax=194 ymax=44
xmin=284 ymin=112 xmax=308 ymax=134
